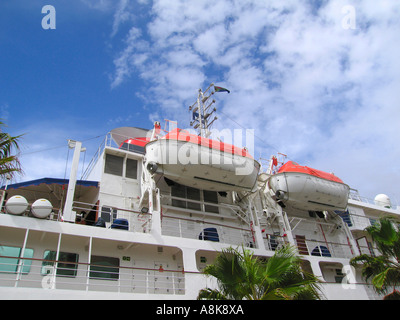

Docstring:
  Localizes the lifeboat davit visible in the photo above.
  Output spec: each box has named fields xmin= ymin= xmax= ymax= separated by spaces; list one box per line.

xmin=268 ymin=161 xmax=350 ymax=211
xmin=145 ymin=128 xmax=260 ymax=191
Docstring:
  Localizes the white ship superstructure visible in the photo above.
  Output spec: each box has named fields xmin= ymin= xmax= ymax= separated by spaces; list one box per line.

xmin=0 ymin=84 xmax=399 ymax=300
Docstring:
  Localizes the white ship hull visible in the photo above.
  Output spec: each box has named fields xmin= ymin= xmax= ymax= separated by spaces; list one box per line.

xmin=145 ymin=139 xmax=260 ymax=192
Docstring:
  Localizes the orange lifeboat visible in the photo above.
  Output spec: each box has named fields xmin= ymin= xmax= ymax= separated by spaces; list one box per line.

xmin=145 ymin=128 xmax=260 ymax=191
xmin=268 ymin=161 xmax=350 ymax=211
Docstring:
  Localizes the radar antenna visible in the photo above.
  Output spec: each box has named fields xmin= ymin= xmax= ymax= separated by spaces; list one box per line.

xmin=189 ymin=83 xmax=218 ymax=138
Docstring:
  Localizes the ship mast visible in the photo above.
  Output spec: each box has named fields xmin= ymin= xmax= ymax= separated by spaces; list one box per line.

xmin=189 ymin=83 xmax=217 ymax=138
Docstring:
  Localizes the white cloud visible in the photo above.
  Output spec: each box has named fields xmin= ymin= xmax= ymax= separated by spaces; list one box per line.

xmin=105 ymin=0 xmax=400 ymax=200
xmin=110 ymin=27 xmax=143 ymax=88
xmin=80 ymin=0 xmax=113 ymax=11
xmin=111 ymin=0 xmax=134 ymax=37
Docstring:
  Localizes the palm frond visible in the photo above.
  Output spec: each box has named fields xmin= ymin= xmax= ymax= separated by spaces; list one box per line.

xmin=199 ymin=245 xmax=323 ymax=300
xmin=197 ymin=288 xmax=228 ymax=300
xmin=0 ymin=120 xmax=24 ymax=181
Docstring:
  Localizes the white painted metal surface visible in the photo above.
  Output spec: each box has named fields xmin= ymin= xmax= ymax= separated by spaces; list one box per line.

xmin=145 ymin=139 xmax=260 ymax=192
xmin=268 ymin=172 xmax=350 ymax=211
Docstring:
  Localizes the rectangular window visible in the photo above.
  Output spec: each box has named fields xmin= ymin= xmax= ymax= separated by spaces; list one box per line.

xmin=90 ymin=255 xmax=119 ymax=280
xmin=171 ymin=184 xmax=201 ymax=211
xmin=104 ymin=154 xmax=123 ymax=176
xmin=186 ymin=187 xmax=201 ymax=211
xmin=0 ymin=246 xmax=34 ymax=274
xmin=204 ymin=190 xmax=219 ymax=213
xmin=128 ymin=144 xmax=145 ymax=154
xmin=171 ymin=183 xmax=188 ymax=209
xmin=334 ymin=268 xmax=345 ymax=283
xmin=170 ymin=183 xmax=220 ymax=213
xmin=126 ymin=158 xmax=138 ymax=179
xmin=42 ymin=251 xmax=79 ymax=277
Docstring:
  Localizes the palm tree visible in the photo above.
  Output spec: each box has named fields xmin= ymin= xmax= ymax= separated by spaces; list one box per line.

xmin=197 ymin=245 xmax=323 ymax=300
xmin=0 ymin=120 xmax=23 ymax=183
xmin=350 ymin=217 xmax=400 ymax=300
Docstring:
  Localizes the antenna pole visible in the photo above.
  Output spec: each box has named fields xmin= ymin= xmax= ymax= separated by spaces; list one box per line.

xmin=189 ymin=83 xmax=217 ymax=138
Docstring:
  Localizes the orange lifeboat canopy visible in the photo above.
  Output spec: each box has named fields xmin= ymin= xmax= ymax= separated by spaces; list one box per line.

xmin=162 ymin=128 xmax=253 ymax=159
xmin=278 ymin=161 xmax=344 ymax=184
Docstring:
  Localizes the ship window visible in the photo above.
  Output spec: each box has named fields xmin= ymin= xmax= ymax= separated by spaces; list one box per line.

xmin=204 ymin=190 xmax=219 ymax=213
xmin=335 ymin=210 xmax=353 ymax=227
xmin=171 ymin=183 xmax=186 ymax=208
xmin=170 ymin=183 xmax=220 ymax=213
xmin=187 ymin=187 xmax=201 ymax=210
xmin=120 ymin=143 xmax=129 ymax=151
xmin=41 ymin=251 xmax=79 ymax=277
xmin=126 ymin=158 xmax=138 ymax=179
xmin=171 ymin=184 xmax=201 ymax=211
xmin=311 ymin=246 xmax=331 ymax=257
xmin=128 ymin=144 xmax=145 ymax=154
xmin=90 ymin=255 xmax=119 ymax=280
xmin=334 ymin=268 xmax=345 ymax=283
xmin=0 ymin=246 xmax=34 ymax=274
xmin=104 ymin=154 xmax=123 ymax=176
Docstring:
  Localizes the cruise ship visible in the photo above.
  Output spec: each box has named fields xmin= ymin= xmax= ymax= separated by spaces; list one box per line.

xmin=1 ymin=84 xmax=398 ymax=300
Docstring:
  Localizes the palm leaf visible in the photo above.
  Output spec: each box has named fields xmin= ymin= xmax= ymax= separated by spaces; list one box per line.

xmin=198 ymin=245 xmax=323 ymax=300
xmin=0 ymin=120 xmax=24 ymax=181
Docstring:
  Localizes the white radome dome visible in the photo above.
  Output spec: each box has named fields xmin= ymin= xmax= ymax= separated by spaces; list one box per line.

xmin=374 ymin=194 xmax=391 ymax=208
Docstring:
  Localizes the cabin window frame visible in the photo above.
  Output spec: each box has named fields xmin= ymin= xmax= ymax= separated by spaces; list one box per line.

xmin=104 ymin=152 xmax=139 ymax=180
xmin=89 ymin=255 xmax=120 ymax=281
xmin=170 ymin=182 xmax=220 ymax=214
xmin=41 ymin=250 xmax=79 ymax=277
xmin=0 ymin=246 xmax=34 ymax=274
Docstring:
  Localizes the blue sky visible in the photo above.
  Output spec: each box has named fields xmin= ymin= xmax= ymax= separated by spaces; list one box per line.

xmin=1 ymin=0 xmax=399 ymax=204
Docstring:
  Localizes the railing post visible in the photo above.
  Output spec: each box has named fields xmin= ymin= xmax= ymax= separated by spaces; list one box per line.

xmin=14 ymin=229 xmax=30 ymax=287
xmin=178 ymin=218 xmax=182 ymax=238
xmin=86 ymin=237 xmax=92 ymax=292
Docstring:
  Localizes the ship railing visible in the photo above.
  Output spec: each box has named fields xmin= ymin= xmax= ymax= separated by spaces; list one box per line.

xmin=159 ymin=193 xmax=256 ymax=247
xmin=3 ymin=199 xmax=153 ymax=233
xmin=287 ymin=216 xmax=355 ymax=259
xmin=71 ymin=201 xmax=152 ymax=233
xmin=42 ymin=201 xmax=152 ymax=233
xmin=81 ymin=133 xmax=114 ymax=180
xmin=161 ymin=215 xmax=256 ymax=248
xmin=162 ymin=205 xmax=255 ymax=247
xmin=349 ymin=188 xmax=399 ymax=209
xmin=0 ymin=255 xmax=189 ymax=295
xmin=160 ymin=194 xmax=251 ymax=224
xmin=263 ymin=233 xmax=288 ymax=252
xmin=294 ymin=236 xmax=355 ymax=259
xmin=81 ymin=132 xmax=148 ymax=180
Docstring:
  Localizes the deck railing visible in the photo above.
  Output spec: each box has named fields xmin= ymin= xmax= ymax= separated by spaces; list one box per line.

xmin=0 ymin=255 xmax=187 ymax=295
xmin=37 ymin=201 xmax=153 ymax=234
xmin=161 ymin=215 xmax=256 ymax=248
xmin=297 ymin=237 xmax=355 ymax=259
xmin=160 ymin=193 xmax=256 ymax=247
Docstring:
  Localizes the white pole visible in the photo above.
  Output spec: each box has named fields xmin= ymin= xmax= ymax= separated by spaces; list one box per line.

xmin=63 ymin=140 xmax=82 ymax=222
